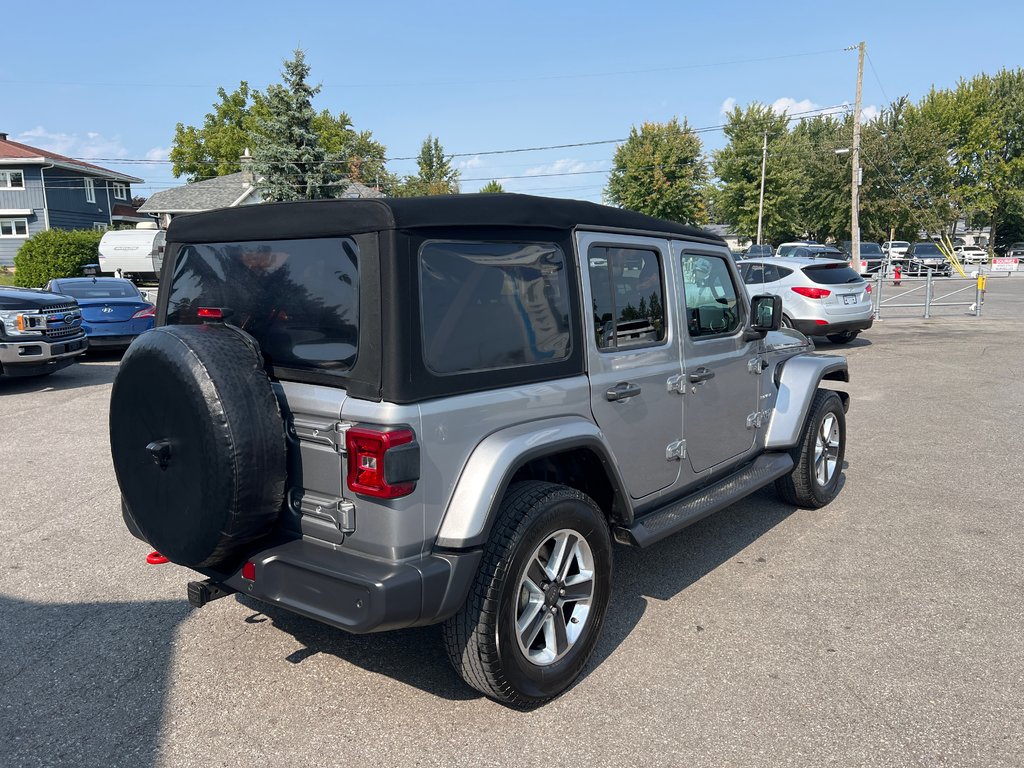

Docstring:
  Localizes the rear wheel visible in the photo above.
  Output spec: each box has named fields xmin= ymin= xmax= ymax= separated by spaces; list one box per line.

xmin=443 ymin=481 xmax=612 ymax=708
xmin=780 ymin=315 xmax=794 ymax=330
xmin=775 ymin=389 xmax=845 ymax=508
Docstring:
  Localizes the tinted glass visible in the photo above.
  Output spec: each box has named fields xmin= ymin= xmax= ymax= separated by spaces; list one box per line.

xmin=420 ymin=241 xmax=571 ymax=373
xmin=680 ymin=253 xmax=741 ymax=337
xmin=167 ymin=237 xmax=359 ymax=372
xmin=860 ymin=243 xmax=883 ymax=255
xmin=912 ymin=243 xmax=942 ymax=255
xmin=54 ymin=280 xmax=141 ymax=299
xmin=588 ymin=246 xmax=666 ymax=351
xmin=741 ymin=263 xmax=781 ymax=284
xmin=803 ymin=264 xmax=864 ymax=285
xmin=776 ymin=266 xmax=794 ymax=279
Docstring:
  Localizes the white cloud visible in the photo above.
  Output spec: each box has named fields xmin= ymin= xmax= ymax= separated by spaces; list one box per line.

xmin=719 ymin=97 xmax=737 ymax=116
xmin=523 ymin=158 xmax=606 ymax=177
xmin=17 ymin=125 xmax=129 ymax=159
xmin=861 ymin=104 xmax=880 ymax=123
xmin=457 ymin=155 xmax=484 ymax=171
xmin=770 ymin=97 xmax=820 ymax=116
xmin=145 ymin=146 xmax=172 ymax=162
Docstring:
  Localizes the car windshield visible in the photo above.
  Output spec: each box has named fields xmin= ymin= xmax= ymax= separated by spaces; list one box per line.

xmin=913 ymin=243 xmax=942 ymax=255
xmin=889 ymin=241 xmax=910 ymax=248
xmin=54 ymin=280 xmax=140 ymax=299
xmin=802 ymin=263 xmax=864 ymax=285
xmin=859 ymin=243 xmax=883 ymax=256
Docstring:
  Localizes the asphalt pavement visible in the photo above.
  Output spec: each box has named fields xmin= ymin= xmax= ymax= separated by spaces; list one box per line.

xmin=1 ymin=279 xmax=1022 ymax=768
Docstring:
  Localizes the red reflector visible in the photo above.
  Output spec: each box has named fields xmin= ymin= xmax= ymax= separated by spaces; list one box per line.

xmin=346 ymin=427 xmax=416 ymax=499
xmin=132 ymin=304 xmax=156 ymax=319
xmin=146 ymin=551 xmax=169 ymax=565
xmin=197 ymin=307 xmax=223 ymax=319
xmin=865 ymin=284 xmax=872 ymax=293
xmin=241 ymin=561 xmax=256 ymax=581
xmin=791 ymin=286 xmax=832 ymax=299
xmin=815 ymin=319 xmax=829 ymax=325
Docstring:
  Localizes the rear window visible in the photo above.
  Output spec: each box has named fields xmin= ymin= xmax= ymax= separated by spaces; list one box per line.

xmin=860 ymin=243 xmax=883 ymax=256
xmin=165 ymin=237 xmax=359 ymax=372
xmin=55 ymin=281 xmax=140 ymax=299
xmin=419 ymin=240 xmax=571 ymax=374
xmin=803 ymin=263 xmax=864 ymax=285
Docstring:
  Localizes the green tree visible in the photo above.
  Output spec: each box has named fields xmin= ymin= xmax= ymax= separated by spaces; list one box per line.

xmin=313 ymin=109 xmax=397 ymax=192
xmin=251 ymin=49 xmax=342 ymax=201
xmin=478 ymin=180 xmax=505 ymax=193
xmin=396 ymin=135 xmax=461 ymax=196
xmin=712 ymin=104 xmax=802 ymax=243
xmin=787 ymin=114 xmax=849 ymax=240
xmin=169 ymin=82 xmax=268 ymax=182
xmin=604 ymin=118 xmax=709 ymax=225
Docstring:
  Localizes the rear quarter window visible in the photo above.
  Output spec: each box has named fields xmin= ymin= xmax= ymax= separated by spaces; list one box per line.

xmin=419 ymin=240 xmax=571 ymax=374
xmin=165 ymin=237 xmax=359 ymax=372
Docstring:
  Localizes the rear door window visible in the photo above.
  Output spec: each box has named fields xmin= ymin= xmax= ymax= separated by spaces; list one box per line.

xmin=419 ymin=241 xmax=571 ymax=374
xmin=166 ymin=237 xmax=359 ymax=372
xmin=803 ymin=263 xmax=864 ymax=285
xmin=587 ymin=245 xmax=667 ymax=351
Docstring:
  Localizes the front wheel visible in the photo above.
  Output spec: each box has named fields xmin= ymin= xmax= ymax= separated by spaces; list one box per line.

xmin=443 ymin=481 xmax=612 ymax=708
xmin=775 ymin=389 xmax=846 ymax=508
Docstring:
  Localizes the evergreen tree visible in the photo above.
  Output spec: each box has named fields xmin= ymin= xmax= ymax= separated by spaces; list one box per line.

xmin=478 ymin=180 xmax=505 ymax=193
xmin=397 ymin=135 xmax=461 ymax=196
xmin=251 ymin=49 xmax=342 ymax=201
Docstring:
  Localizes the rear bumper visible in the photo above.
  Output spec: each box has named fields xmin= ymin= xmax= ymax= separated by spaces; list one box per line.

xmin=0 ymin=334 xmax=88 ymax=375
xmin=86 ymin=334 xmax=138 ymax=349
xmin=791 ymin=316 xmax=873 ymax=337
xmin=208 ymin=539 xmax=482 ymax=634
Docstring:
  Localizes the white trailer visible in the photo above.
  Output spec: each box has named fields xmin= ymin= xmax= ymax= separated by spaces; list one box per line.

xmin=98 ymin=223 xmax=165 ymax=282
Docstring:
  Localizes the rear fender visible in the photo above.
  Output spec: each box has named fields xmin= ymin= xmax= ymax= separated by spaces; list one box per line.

xmin=765 ymin=354 xmax=849 ymax=449
xmin=434 ymin=416 xmax=627 ymax=549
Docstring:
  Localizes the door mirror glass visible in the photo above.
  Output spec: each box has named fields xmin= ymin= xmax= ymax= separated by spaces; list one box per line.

xmin=750 ymin=294 xmax=782 ymax=332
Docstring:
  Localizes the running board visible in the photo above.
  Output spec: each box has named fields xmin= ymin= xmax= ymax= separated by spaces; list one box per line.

xmin=614 ymin=452 xmax=794 ymax=548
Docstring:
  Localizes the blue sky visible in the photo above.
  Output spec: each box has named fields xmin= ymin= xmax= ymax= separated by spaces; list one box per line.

xmin=6 ymin=0 xmax=1022 ymax=202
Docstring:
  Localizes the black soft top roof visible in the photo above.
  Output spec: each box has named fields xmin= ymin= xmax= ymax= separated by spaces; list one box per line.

xmin=166 ymin=193 xmax=722 ymax=244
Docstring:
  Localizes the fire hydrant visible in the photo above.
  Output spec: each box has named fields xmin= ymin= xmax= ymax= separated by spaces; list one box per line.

xmin=893 ymin=265 xmax=902 ymax=286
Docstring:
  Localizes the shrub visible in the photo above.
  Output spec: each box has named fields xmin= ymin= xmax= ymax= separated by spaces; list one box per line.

xmin=13 ymin=229 xmax=103 ymax=287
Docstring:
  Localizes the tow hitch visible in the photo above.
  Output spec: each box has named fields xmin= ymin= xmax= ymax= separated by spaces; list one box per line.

xmin=187 ymin=579 xmax=236 ymax=608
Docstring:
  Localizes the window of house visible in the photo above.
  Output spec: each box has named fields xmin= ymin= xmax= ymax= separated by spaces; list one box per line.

xmin=0 ymin=218 xmax=29 ymax=237
xmin=587 ymin=245 xmax=667 ymax=351
xmin=680 ymin=253 xmax=741 ymax=337
xmin=84 ymin=178 xmax=96 ymax=203
xmin=113 ymin=182 xmax=128 ymax=200
xmin=93 ymin=222 xmax=109 ymax=231
xmin=0 ymin=170 xmax=25 ymax=189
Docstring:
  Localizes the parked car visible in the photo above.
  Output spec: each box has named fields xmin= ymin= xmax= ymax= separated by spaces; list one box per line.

xmin=904 ymin=242 xmax=953 ymax=276
xmin=1005 ymin=242 xmax=1024 ymax=259
xmin=108 ymin=195 xmax=852 ymax=708
xmin=44 ymin=277 xmax=155 ymax=349
xmin=739 ymin=256 xmax=873 ymax=344
xmin=0 ymin=286 xmax=87 ymax=377
xmin=953 ymin=245 xmax=989 ymax=265
xmin=776 ymin=241 xmax=814 ymax=257
xmin=839 ymin=241 xmax=886 ymax=275
xmin=882 ymin=241 xmax=911 ymax=260
xmin=743 ymin=243 xmax=774 ymax=258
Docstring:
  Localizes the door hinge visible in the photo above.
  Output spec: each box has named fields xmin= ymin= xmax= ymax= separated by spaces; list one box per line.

xmin=666 ymin=374 xmax=687 ymax=394
xmin=289 ymin=489 xmax=356 ymax=534
xmin=748 ymin=357 xmax=769 ymax=374
xmin=666 ymin=439 xmax=687 ymax=461
xmin=746 ymin=409 xmax=771 ymax=429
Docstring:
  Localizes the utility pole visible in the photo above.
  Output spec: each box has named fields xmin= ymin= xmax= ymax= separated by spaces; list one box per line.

xmin=756 ymin=130 xmax=767 ymax=245
xmin=851 ymin=41 xmax=865 ymax=265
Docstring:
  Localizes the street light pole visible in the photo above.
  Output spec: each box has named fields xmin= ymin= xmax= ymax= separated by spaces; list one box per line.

xmin=851 ymin=41 xmax=865 ymax=265
xmin=756 ymin=130 xmax=767 ymax=245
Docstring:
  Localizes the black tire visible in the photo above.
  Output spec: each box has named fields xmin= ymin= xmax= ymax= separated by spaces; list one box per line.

xmin=780 ymin=314 xmax=794 ymax=329
xmin=775 ymin=389 xmax=846 ymax=509
xmin=109 ymin=324 xmax=287 ymax=569
xmin=443 ymin=481 xmax=613 ymax=708
xmin=826 ymin=331 xmax=859 ymax=344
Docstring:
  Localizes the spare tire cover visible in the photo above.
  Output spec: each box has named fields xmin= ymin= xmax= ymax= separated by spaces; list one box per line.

xmin=110 ymin=324 xmax=287 ymax=568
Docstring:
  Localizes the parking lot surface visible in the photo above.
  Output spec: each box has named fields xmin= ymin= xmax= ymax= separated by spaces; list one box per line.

xmin=2 ymin=280 xmax=1022 ymax=768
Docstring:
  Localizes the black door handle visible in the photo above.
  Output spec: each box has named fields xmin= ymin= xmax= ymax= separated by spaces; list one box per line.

xmin=606 ymin=382 xmax=642 ymax=402
xmin=688 ymin=367 xmax=715 ymax=384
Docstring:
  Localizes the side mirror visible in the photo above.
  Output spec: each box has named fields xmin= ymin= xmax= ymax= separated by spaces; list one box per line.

xmin=743 ymin=294 xmax=782 ymax=340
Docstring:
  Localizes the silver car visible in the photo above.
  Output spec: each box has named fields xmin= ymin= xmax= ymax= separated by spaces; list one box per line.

xmin=740 ymin=256 xmax=873 ymax=344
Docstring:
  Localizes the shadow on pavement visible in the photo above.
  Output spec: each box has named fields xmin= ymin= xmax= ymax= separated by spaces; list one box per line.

xmin=0 ymin=593 xmax=192 ymax=768
xmin=0 ymin=357 xmax=118 ymax=394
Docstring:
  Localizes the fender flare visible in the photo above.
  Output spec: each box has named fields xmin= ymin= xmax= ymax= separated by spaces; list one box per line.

xmin=765 ymin=354 xmax=849 ymax=450
xmin=434 ymin=416 xmax=629 ymax=549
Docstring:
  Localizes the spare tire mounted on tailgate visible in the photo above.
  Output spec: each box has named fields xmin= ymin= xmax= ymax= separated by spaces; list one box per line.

xmin=110 ymin=324 xmax=287 ymax=569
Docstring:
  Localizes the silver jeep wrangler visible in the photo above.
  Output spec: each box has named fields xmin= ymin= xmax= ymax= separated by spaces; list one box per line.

xmin=110 ymin=194 xmax=849 ymax=708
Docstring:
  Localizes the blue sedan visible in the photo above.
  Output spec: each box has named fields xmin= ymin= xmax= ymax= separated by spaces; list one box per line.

xmin=45 ymin=277 xmax=155 ymax=349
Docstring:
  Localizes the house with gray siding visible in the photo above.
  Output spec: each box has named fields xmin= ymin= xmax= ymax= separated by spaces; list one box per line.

xmin=0 ymin=132 xmax=146 ymax=267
